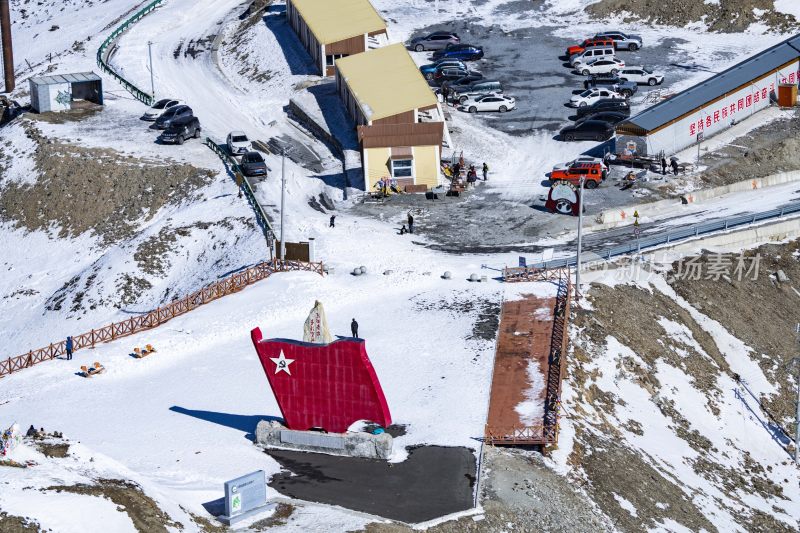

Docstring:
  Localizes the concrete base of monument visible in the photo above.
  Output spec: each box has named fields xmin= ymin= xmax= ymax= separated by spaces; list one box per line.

xmin=255 ymin=420 xmax=393 ymax=460
xmin=217 ymin=503 xmax=277 ymax=526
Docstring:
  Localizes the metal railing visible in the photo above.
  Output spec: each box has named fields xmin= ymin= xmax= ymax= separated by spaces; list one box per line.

xmin=204 ymin=138 xmax=276 ymax=250
xmin=0 ymin=259 xmax=324 ymax=378
xmin=526 ymin=201 xmax=800 ymax=271
xmin=96 ymin=0 xmax=165 ymax=105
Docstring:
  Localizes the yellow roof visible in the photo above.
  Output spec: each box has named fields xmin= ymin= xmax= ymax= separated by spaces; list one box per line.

xmin=335 ymin=44 xmax=438 ymax=122
xmin=290 ymin=0 xmax=386 ymax=45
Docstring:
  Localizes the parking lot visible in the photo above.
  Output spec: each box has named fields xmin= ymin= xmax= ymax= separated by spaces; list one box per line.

xmin=410 ymin=22 xmax=706 ymax=137
xmin=359 ymin=22 xmax=729 ymax=254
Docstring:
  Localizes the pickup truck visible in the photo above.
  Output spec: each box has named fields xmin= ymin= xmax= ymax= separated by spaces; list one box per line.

xmin=583 ymin=75 xmax=638 ymax=98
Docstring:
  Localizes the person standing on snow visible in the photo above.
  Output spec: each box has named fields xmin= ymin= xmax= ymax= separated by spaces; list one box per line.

xmin=671 ymin=159 xmax=679 ymax=176
xmin=329 ymin=214 xmax=336 ymax=228
xmin=351 ymin=319 xmax=359 ymax=339
xmin=407 ymin=213 xmax=414 ymax=234
xmin=482 ymin=162 xmax=489 ymax=181
xmin=65 ymin=336 xmax=73 ymax=361
xmin=661 ymin=157 xmax=667 ymax=175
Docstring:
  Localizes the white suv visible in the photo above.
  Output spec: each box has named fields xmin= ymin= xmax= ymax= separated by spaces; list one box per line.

xmin=571 ymin=46 xmax=615 ymax=67
xmin=619 ymin=67 xmax=664 ymax=86
xmin=227 ymin=131 xmax=251 ymax=156
xmin=579 ymin=58 xmax=626 ymax=76
xmin=570 ymin=87 xmax=624 ymax=108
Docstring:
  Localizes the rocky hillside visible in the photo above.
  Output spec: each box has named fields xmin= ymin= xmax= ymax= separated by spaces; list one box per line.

xmin=587 ymin=0 xmax=799 ymax=32
xmin=560 ymin=242 xmax=800 ymax=531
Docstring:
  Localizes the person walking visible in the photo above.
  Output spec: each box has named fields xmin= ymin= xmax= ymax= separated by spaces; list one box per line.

xmin=329 ymin=214 xmax=336 ymax=228
xmin=671 ymin=159 xmax=679 ymax=176
xmin=407 ymin=212 xmax=414 ymax=234
xmin=661 ymin=157 xmax=667 ymax=175
xmin=482 ymin=162 xmax=489 ymax=181
xmin=351 ymin=318 xmax=359 ymax=338
xmin=65 ymin=336 xmax=73 ymax=361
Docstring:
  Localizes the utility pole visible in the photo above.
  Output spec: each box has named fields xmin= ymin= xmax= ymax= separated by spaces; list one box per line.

xmin=0 ymin=0 xmax=14 ymax=93
xmin=147 ymin=41 xmax=155 ymax=98
xmin=575 ymin=176 xmax=585 ymax=297
xmin=280 ymin=149 xmax=287 ymax=261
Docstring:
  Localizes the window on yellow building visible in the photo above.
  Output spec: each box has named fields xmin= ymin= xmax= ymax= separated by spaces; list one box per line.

xmin=391 ymin=159 xmax=413 ymax=178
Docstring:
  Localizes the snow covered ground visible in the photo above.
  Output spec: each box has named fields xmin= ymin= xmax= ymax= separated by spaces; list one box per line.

xmin=3 ymin=0 xmax=800 ymax=530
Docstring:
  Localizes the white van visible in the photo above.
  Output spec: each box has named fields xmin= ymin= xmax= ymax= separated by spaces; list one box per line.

xmin=570 ymin=46 xmax=615 ymax=67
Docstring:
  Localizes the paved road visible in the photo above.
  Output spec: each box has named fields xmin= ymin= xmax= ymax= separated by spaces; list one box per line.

xmin=267 ymin=445 xmax=476 ymax=523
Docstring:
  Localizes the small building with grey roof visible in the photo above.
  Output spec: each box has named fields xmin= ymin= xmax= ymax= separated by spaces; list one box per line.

xmin=616 ymin=34 xmax=800 ymax=157
xmin=29 ymin=72 xmax=103 ymax=113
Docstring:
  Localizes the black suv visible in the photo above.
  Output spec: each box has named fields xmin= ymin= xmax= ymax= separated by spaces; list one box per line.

xmin=575 ymin=98 xmax=630 ymax=119
xmin=155 ymin=105 xmax=193 ymax=129
xmin=159 ymin=115 xmax=201 ymax=145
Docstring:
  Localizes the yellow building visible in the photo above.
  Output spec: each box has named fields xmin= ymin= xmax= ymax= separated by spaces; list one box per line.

xmin=286 ymin=0 xmax=388 ymax=76
xmin=335 ymin=43 xmax=448 ymax=192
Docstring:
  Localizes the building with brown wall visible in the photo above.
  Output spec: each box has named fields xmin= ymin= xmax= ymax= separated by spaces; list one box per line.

xmin=286 ymin=0 xmax=388 ymax=76
xmin=335 ymin=44 xmax=448 ymax=192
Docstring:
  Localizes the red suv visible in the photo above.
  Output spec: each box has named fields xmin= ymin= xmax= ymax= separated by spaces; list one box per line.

xmin=566 ymin=38 xmax=615 ymax=58
xmin=550 ymin=162 xmax=606 ymax=189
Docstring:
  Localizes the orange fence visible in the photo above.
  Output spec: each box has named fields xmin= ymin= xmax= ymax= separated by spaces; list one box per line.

xmin=0 ymin=259 xmax=324 ymax=378
xmin=502 ymin=266 xmax=570 ymax=283
xmin=485 ymin=268 xmax=572 ymax=447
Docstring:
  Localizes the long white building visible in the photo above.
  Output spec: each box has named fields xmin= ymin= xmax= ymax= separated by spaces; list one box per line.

xmin=616 ymin=34 xmax=800 ymax=156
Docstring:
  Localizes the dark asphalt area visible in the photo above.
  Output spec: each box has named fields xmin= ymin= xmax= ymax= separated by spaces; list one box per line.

xmin=410 ymin=21 xmax=706 ymax=136
xmin=267 ymin=445 xmax=477 ymax=523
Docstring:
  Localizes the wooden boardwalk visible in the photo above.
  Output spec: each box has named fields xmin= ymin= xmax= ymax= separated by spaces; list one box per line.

xmin=485 ymin=294 xmax=556 ymax=444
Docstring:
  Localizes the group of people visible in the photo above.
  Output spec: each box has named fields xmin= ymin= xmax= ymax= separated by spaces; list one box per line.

xmin=445 ymin=161 xmax=489 ymax=182
xmin=660 ymin=156 xmax=680 ymax=176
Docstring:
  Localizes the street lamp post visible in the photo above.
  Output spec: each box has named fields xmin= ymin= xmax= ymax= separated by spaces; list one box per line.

xmin=575 ymin=176 xmax=585 ymax=297
xmin=280 ymin=149 xmax=287 ymax=261
xmin=147 ymin=41 xmax=155 ymax=98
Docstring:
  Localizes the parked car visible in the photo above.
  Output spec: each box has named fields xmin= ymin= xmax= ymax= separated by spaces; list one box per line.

xmin=554 ymin=155 xmax=609 ymax=173
xmin=618 ymin=66 xmax=664 ymax=86
xmin=432 ymin=43 xmax=484 ymax=61
xmin=570 ymin=87 xmax=624 ymax=108
xmin=584 ymin=75 xmax=638 ymax=97
xmin=454 ymin=80 xmax=503 ymax=103
xmin=576 ymin=111 xmax=628 ymax=126
xmin=566 ymin=37 xmax=615 ymax=58
xmin=458 ymin=93 xmax=516 ymax=113
xmin=159 ymin=115 xmax=201 ymax=145
xmin=575 ymin=98 xmax=630 ymax=118
xmin=594 ymin=31 xmax=643 ymax=51
xmin=442 ymin=74 xmax=485 ymax=93
xmin=550 ymin=161 xmax=606 ymax=188
xmin=559 ymin=119 xmax=614 ymax=142
xmin=411 ymin=31 xmax=460 ymax=52
xmin=240 ymin=151 xmax=268 ymax=177
xmin=419 ymin=59 xmax=466 ymax=80
xmin=142 ymin=98 xmax=183 ymax=121
xmin=434 ymin=66 xmax=482 ymax=85
xmin=570 ymin=46 xmax=615 ymax=67
xmin=227 ymin=131 xmax=251 ymax=155
xmin=578 ymin=57 xmax=626 ymax=76
xmin=154 ymin=105 xmax=193 ymax=129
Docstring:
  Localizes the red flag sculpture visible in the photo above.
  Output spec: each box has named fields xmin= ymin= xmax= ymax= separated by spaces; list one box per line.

xmin=251 ymin=328 xmax=392 ymax=433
